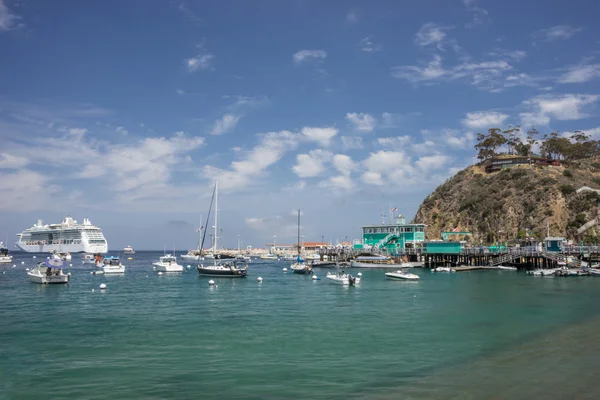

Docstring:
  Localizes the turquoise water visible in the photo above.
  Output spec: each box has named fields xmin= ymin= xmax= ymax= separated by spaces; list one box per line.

xmin=1 ymin=252 xmax=599 ymax=399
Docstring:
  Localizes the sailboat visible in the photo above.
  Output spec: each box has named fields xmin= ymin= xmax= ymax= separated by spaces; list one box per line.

xmin=290 ymin=209 xmax=312 ymax=275
xmin=197 ymin=181 xmax=248 ymax=278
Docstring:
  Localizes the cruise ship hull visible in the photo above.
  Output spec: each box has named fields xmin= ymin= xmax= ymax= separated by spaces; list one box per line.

xmin=15 ymin=242 xmax=107 ymax=254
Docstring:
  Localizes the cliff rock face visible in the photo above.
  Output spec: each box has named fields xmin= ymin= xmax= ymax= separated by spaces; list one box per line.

xmin=411 ymin=160 xmax=600 ymax=244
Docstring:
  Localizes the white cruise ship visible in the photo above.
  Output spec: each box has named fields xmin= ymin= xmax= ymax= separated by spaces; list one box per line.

xmin=16 ymin=216 xmax=108 ymax=254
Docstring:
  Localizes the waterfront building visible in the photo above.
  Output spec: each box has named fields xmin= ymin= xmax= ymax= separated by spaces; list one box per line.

xmin=353 ymin=214 xmax=425 ymax=252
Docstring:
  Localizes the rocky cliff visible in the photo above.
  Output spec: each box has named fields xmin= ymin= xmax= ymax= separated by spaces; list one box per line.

xmin=412 ymin=159 xmax=600 ymax=244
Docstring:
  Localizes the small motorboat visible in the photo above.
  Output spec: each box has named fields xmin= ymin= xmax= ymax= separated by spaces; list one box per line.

xmin=496 ymin=265 xmax=517 ymax=271
xmin=326 ymin=271 xmax=359 ymax=286
xmin=197 ymin=261 xmax=248 ymax=277
xmin=97 ymin=256 xmax=125 ymax=274
xmin=152 ymin=254 xmax=184 ymax=272
xmin=0 ymin=242 xmax=12 ymax=264
xmin=123 ymin=245 xmax=135 ymax=254
xmin=432 ymin=266 xmax=454 ymax=273
xmin=589 ymin=268 xmax=600 ymax=276
xmin=27 ymin=257 xmax=70 ymax=284
xmin=82 ymin=253 xmax=95 ymax=264
xmin=385 ymin=269 xmax=420 ymax=281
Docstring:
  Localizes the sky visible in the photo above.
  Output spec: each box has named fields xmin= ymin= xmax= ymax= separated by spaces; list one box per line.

xmin=1 ymin=0 xmax=600 ymax=250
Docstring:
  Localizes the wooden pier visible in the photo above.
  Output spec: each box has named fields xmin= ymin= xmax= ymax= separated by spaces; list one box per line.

xmin=319 ymin=246 xmax=600 ymax=270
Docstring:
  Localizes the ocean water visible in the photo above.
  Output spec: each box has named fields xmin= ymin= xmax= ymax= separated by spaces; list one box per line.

xmin=1 ymin=251 xmax=599 ymax=399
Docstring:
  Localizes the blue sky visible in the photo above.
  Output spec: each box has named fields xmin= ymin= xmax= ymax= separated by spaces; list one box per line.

xmin=1 ymin=0 xmax=600 ymax=250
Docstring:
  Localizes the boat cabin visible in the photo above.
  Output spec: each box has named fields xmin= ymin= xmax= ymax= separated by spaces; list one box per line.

xmin=159 ymin=255 xmax=177 ymax=263
xmin=103 ymin=257 xmax=121 ymax=266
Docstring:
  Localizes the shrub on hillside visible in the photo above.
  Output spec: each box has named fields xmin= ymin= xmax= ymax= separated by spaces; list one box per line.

xmin=563 ymin=169 xmax=573 ymax=177
xmin=560 ymin=184 xmax=576 ymax=196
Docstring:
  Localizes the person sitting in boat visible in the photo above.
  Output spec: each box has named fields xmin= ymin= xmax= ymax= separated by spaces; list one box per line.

xmin=46 ymin=267 xmax=52 ymax=276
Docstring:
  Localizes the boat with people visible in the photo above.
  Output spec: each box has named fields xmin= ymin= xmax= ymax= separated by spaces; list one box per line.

xmin=152 ymin=254 xmax=184 ymax=272
xmin=290 ymin=209 xmax=312 ymax=275
xmin=385 ymin=269 xmax=420 ymax=281
xmin=326 ymin=271 xmax=359 ymax=286
xmin=96 ymin=256 xmax=125 ymax=274
xmin=27 ymin=256 xmax=70 ymax=284
xmin=351 ymin=253 xmax=410 ymax=268
xmin=0 ymin=242 xmax=12 ymax=264
xmin=196 ymin=181 xmax=248 ymax=278
xmin=123 ymin=245 xmax=135 ymax=254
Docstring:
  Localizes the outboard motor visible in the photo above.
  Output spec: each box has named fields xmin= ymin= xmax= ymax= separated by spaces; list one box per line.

xmin=349 ymin=274 xmax=356 ymax=286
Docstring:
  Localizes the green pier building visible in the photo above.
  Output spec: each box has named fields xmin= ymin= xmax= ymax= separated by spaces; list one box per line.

xmin=354 ymin=214 xmax=426 ymax=252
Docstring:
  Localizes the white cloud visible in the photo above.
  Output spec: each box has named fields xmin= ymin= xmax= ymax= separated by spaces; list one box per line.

xmin=76 ymin=164 xmax=106 ymax=179
xmin=292 ymin=150 xmax=333 ymax=178
xmin=210 ymin=114 xmax=241 ymax=135
xmin=203 ymin=130 xmax=298 ymax=192
xmin=341 ymin=136 xmax=363 ymax=149
xmin=293 ymin=50 xmax=327 ymax=64
xmin=358 ymin=35 xmax=381 ymax=52
xmin=391 ymin=54 xmax=513 ymax=91
xmin=535 ymin=25 xmax=582 ymax=41
xmin=463 ymin=0 xmax=489 ymax=28
xmin=377 ymin=136 xmax=412 ymax=150
xmin=415 ymin=23 xmax=450 ymax=48
xmin=186 ymin=54 xmax=214 ymax=72
xmin=319 ymin=175 xmax=354 ymax=191
xmin=361 ymin=171 xmax=384 ymax=186
xmin=0 ymin=152 xmax=29 ymax=169
xmin=559 ymin=63 xmax=600 ymax=84
xmin=0 ymin=0 xmax=20 ymax=31
xmin=301 ymin=127 xmax=338 ymax=146
xmin=445 ymin=130 xmax=475 ymax=148
xmin=116 ymin=126 xmax=129 ymax=135
xmin=346 ymin=11 xmax=358 ymax=23
xmin=363 ymin=150 xmax=409 ymax=173
xmin=68 ymin=128 xmax=87 ymax=140
xmin=520 ymin=94 xmax=600 ymax=127
xmin=331 ymin=154 xmax=356 ymax=176
xmin=462 ymin=111 xmax=509 ymax=129
xmin=487 ymin=48 xmax=527 ymax=60
xmin=346 ymin=112 xmax=376 ymax=132
xmin=416 ymin=154 xmax=450 ymax=172
xmin=0 ymin=170 xmax=58 ymax=211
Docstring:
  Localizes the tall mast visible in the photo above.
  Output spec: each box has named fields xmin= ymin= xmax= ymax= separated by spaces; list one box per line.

xmin=297 ymin=209 xmax=300 ymax=256
xmin=197 ymin=213 xmax=202 ymax=252
xmin=214 ymin=181 xmax=218 ymax=253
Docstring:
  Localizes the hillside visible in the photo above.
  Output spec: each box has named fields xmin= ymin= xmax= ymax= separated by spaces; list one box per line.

xmin=412 ymin=159 xmax=600 ymax=244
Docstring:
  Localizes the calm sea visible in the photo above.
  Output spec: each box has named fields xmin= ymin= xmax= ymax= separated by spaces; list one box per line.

xmin=1 ymin=251 xmax=599 ymax=399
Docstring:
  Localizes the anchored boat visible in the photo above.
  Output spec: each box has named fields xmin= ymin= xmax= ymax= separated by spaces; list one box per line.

xmin=351 ymin=253 xmax=410 ymax=268
xmin=290 ymin=209 xmax=312 ymax=275
xmin=385 ymin=269 xmax=420 ymax=281
xmin=326 ymin=271 xmax=359 ymax=286
xmin=27 ymin=256 xmax=70 ymax=284
xmin=97 ymin=256 xmax=125 ymax=274
xmin=153 ymin=254 xmax=184 ymax=272
xmin=196 ymin=181 xmax=248 ymax=278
